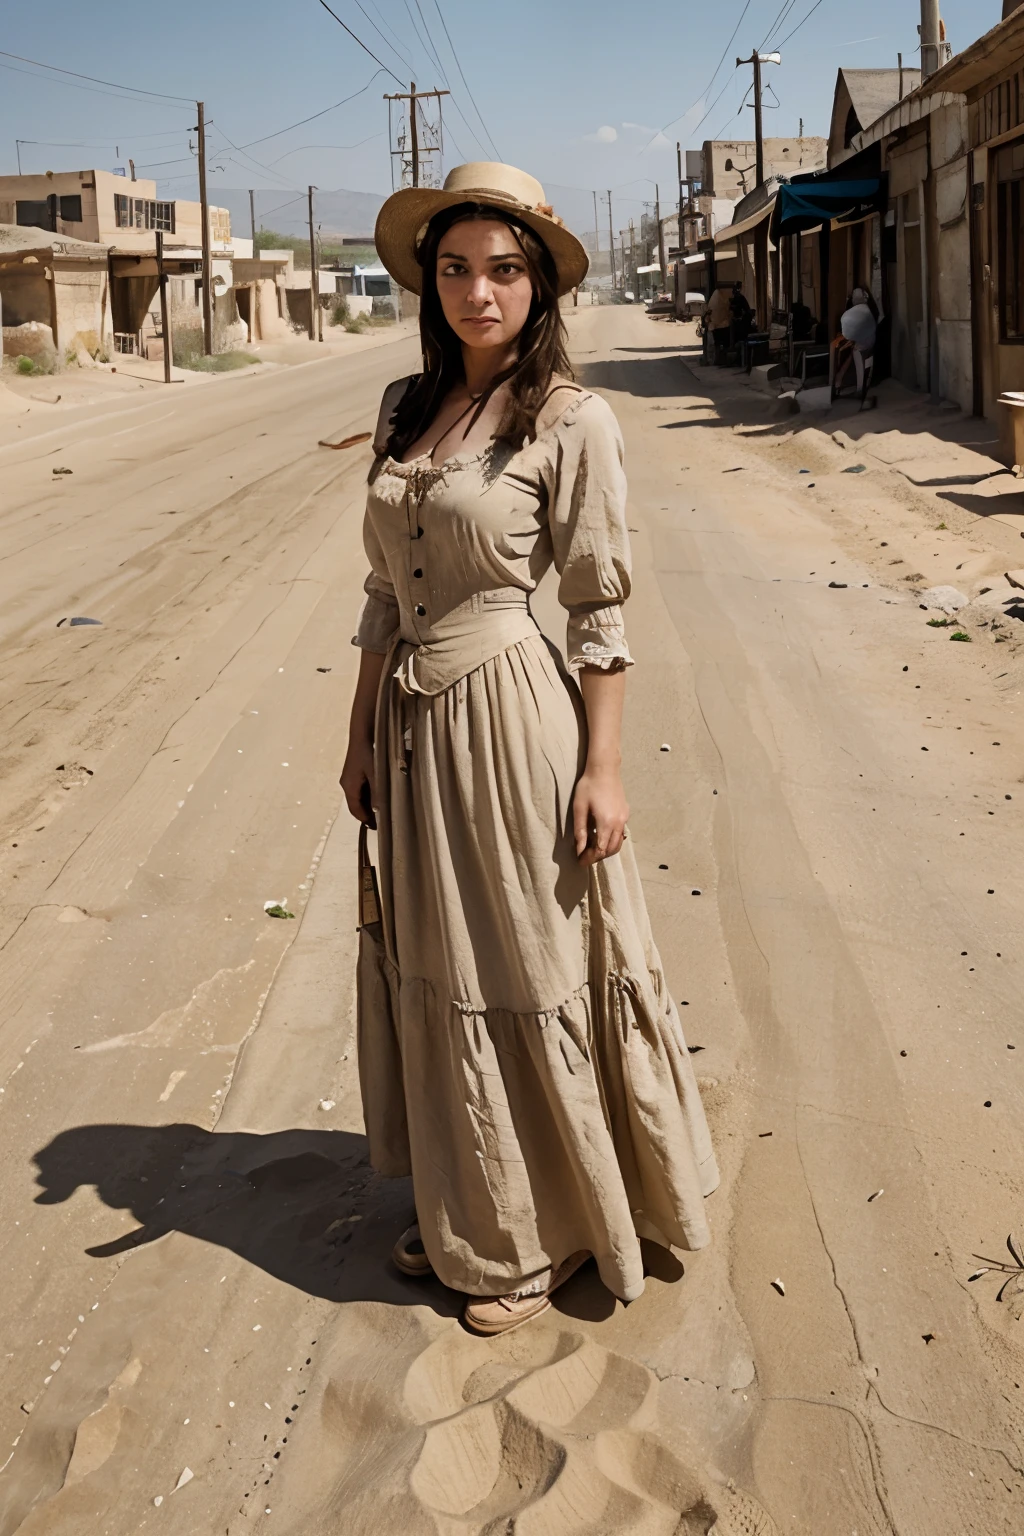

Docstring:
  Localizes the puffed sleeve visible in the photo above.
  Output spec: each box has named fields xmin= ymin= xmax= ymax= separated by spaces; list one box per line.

xmin=351 ymin=377 xmax=412 ymax=653
xmin=542 ymin=392 xmax=634 ymax=672
xmin=351 ymin=517 xmax=399 ymax=653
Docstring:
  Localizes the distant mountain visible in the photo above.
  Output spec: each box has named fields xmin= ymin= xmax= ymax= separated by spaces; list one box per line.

xmin=212 ymin=186 xmax=386 ymax=243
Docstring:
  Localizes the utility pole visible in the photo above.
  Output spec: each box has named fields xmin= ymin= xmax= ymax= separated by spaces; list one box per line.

xmin=897 ymin=53 xmax=904 ymax=99
xmin=676 ymin=142 xmax=684 ymax=309
xmin=249 ymin=189 xmax=256 ymax=247
xmin=736 ymin=48 xmax=781 ymax=329
xmin=196 ymin=100 xmax=213 ymax=356
xmin=383 ymin=83 xmax=449 ymax=187
xmin=655 ymin=183 xmax=666 ymax=289
xmin=409 ymin=82 xmax=419 ymax=186
xmin=307 ymin=186 xmax=319 ymax=342
xmin=799 ymin=116 xmax=804 ymax=139
xmin=593 ymin=189 xmax=599 ymax=251
xmin=156 ymin=230 xmax=172 ymax=384
xmin=920 ymin=0 xmax=940 ymax=79
xmin=607 ymin=190 xmax=616 ymax=290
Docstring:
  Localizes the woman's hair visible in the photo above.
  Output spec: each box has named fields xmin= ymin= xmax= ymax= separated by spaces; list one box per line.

xmin=384 ymin=202 xmax=573 ymax=462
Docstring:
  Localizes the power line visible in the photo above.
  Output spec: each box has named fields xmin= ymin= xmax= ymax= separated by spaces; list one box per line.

xmin=0 ymin=57 xmax=193 ymax=110
xmin=759 ymin=0 xmax=799 ymax=49
xmin=314 ymin=0 xmax=406 ymax=87
xmin=641 ymin=0 xmax=751 ymax=151
xmin=0 ymin=47 xmax=193 ymax=101
xmin=14 ymin=130 xmax=189 ymax=147
xmin=265 ymin=132 xmax=385 ymax=164
xmin=229 ymin=72 xmax=387 ymax=151
xmin=349 ymin=0 xmax=417 ymax=75
xmin=776 ymin=0 xmax=828 ymax=48
xmin=402 ymin=0 xmax=491 ymax=160
xmin=430 ymin=0 xmax=501 ymax=159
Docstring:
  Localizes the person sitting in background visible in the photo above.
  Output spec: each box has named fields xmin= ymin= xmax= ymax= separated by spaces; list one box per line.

xmin=832 ymin=286 xmax=877 ymax=397
xmin=703 ymin=284 xmax=733 ymax=364
xmin=729 ymin=283 xmax=754 ymax=349
xmin=790 ymin=301 xmax=814 ymax=342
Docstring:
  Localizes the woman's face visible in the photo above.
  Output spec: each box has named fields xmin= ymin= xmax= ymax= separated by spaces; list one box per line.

xmin=435 ymin=218 xmax=534 ymax=353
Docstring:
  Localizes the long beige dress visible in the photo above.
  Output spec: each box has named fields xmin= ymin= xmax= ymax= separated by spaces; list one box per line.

xmin=353 ymin=380 xmax=718 ymax=1302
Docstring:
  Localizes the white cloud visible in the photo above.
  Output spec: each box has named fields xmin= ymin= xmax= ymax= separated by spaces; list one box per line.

xmin=584 ymin=125 xmax=618 ymax=144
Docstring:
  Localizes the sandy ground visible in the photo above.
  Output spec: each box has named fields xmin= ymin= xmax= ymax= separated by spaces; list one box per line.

xmin=0 ymin=319 xmax=417 ymax=416
xmin=0 ymin=306 xmax=1022 ymax=1533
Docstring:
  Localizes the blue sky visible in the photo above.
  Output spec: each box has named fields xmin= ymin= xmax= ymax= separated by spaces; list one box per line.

xmin=0 ymin=0 xmax=998 ymax=236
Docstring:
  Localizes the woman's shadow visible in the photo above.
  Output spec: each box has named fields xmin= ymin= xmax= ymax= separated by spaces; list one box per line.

xmin=31 ymin=1124 xmax=657 ymax=1321
xmin=32 ymin=1122 xmax=461 ymax=1313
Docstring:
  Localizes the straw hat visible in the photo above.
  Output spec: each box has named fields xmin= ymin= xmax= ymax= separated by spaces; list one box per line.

xmin=374 ymin=162 xmax=589 ymax=298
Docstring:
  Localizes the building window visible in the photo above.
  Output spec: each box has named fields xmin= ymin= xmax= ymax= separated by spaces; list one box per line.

xmin=59 ymin=195 xmax=82 ymax=222
xmin=16 ymin=199 xmax=53 ymax=228
xmin=996 ymin=138 xmax=1024 ymax=343
xmin=113 ymin=194 xmax=175 ymax=234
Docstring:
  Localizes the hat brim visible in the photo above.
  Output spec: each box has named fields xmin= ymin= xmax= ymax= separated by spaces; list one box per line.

xmin=374 ymin=186 xmax=589 ymax=299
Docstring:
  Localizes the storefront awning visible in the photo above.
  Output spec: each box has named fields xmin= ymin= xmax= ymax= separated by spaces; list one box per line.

xmin=713 ymin=195 xmax=776 ymax=249
xmin=636 ymin=262 xmax=662 ymax=274
xmin=771 ymin=178 xmax=886 ymax=238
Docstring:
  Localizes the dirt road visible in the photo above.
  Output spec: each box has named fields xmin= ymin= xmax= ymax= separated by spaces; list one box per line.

xmin=0 ymin=307 xmax=1021 ymax=1533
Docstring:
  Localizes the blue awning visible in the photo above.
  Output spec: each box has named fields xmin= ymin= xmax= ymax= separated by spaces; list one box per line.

xmin=772 ymin=178 xmax=886 ymax=237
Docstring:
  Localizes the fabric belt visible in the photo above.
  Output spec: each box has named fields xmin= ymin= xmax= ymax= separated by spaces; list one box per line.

xmin=390 ymin=588 xmax=540 ymax=697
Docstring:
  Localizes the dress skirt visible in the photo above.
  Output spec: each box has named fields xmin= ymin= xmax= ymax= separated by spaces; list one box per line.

xmin=359 ymin=630 xmax=719 ymax=1302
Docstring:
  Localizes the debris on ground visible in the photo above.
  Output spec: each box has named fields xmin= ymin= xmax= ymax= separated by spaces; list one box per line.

xmin=771 ymin=1278 xmax=786 ymax=1296
xmin=918 ymin=586 xmax=969 ymax=612
xmin=263 ymin=902 xmax=295 ymax=919
xmin=172 ymin=1468 xmax=193 ymax=1492
xmin=52 ymin=466 xmax=73 ymax=475
xmin=317 ymin=431 xmax=372 ymax=450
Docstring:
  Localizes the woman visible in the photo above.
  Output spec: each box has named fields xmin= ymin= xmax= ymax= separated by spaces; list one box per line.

xmin=340 ymin=162 xmax=718 ymax=1336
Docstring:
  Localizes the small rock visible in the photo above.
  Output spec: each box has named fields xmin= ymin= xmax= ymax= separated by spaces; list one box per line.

xmin=771 ymin=1278 xmax=786 ymax=1296
xmin=867 ymin=1189 xmax=884 ymax=1202
xmin=318 ymin=1098 xmax=336 ymax=1112
xmin=52 ymin=466 xmax=73 ymax=475
xmin=316 ymin=666 xmax=332 ymax=673
xmin=660 ymin=743 xmax=671 ymax=752
xmin=172 ymin=1467 xmax=193 ymax=1492
xmin=919 ymin=585 xmax=969 ymax=612
xmin=828 ymin=581 xmax=848 ymax=589
xmin=153 ymin=1495 xmax=164 ymax=1507
xmin=842 ymin=464 xmax=867 ymax=474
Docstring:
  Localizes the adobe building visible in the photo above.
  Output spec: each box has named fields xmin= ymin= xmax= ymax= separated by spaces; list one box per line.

xmin=0 ymin=169 xmax=231 ymax=351
xmin=0 ymin=224 xmax=112 ymax=364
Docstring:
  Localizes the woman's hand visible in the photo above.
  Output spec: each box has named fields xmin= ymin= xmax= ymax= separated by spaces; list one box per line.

xmin=573 ymin=765 xmax=629 ymax=866
xmin=574 ymin=664 xmax=629 ymax=865
xmin=340 ymin=734 xmax=376 ymax=826
xmin=341 ymin=649 xmax=387 ymax=825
